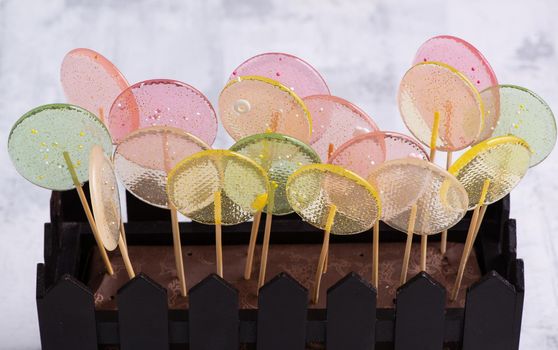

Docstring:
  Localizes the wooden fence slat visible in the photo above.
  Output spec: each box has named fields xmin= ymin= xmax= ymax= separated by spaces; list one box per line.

xmin=394 ymin=272 xmax=445 ymax=350
xmin=257 ymin=273 xmax=308 ymax=350
xmin=36 ymin=274 xmax=97 ymax=350
xmin=189 ymin=274 xmax=239 ymax=350
xmin=462 ymin=271 xmax=517 ymax=350
xmin=117 ymin=273 xmax=169 ymax=350
xmin=327 ymin=272 xmax=377 ymax=350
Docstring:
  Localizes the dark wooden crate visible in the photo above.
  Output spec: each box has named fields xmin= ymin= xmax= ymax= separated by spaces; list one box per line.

xmin=36 ymin=188 xmax=524 ymax=350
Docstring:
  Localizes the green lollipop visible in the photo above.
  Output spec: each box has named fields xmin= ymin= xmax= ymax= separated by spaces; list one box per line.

xmin=8 ymin=103 xmax=114 ymax=274
xmin=230 ymin=132 xmax=320 ymax=285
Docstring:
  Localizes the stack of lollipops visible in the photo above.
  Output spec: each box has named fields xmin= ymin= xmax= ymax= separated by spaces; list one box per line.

xmin=7 ymin=40 xmax=555 ymax=304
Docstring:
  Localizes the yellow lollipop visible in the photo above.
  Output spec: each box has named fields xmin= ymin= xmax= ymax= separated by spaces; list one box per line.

xmin=167 ymin=150 xmax=269 ymax=277
xmin=218 ymin=76 xmax=312 ymax=142
xmin=88 ymin=145 xmax=135 ymax=279
xmin=286 ymin=164 xmax=381 ymax=303
xmin=449 ymin=136 xmax=531 ymax=300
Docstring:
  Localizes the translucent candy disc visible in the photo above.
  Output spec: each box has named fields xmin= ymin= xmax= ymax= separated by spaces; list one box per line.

xmin=449 ymin=136 xmax=531 ymax=208
xmin=114 ymin=126 xmax=210 ymax=209
xmin=61 ymin=48 xmax=129 ymax=123
xmin=8 ymin=104 xmax=113 ymax=191
xmin=230 ymin=52 xmax=329 ymax=98
xmin=218 ymin=76 xmax=312 ymax=142
xmin=329 ymin=131 xmax=429 ymax=178
xmin=89 ymin=145 xmax=121 ymax=251
xmin=230 ymin=133 xmax=321 ymax=215
xmin=108 ymin=79 xmax=217 ymax=145
xmin=479 ymin=85 xmax=555 ymax=166
xmin=368 ymin=158 xmax=468 ymax=235
xmin=304 ymin=95 xmax=379 ymax=161
xmin=398 ymin=62 xmax=484 ymax=151
xmin=286 ymin=164 xmax=381 ymax=235
xmin=168 ymin=150 xmax=269 ymax=225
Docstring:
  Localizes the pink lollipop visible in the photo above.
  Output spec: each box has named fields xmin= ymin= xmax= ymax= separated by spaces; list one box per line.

xmin=107 ymin=79 xmax=217 ymax=145
xmin=304 ymin=95 xmax=379 ymax=161
xmin=329 ymin=131 xmax=429 ymax=178
xmin=61 ymin=48 xmax=129 ymax=123
xmin=230 ymin=52 xmax=330 ymax=98
xmin=412 ymin=35 xmax=499 ymax=141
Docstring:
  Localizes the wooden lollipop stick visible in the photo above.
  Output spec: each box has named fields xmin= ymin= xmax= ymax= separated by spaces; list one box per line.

xmin=323 ymin=247 xmax=329 ymax=274
xmin=327 ymin=143 xmax=335 ymax=161
xmin=451 ymin=179 xmax=490 ymax=301
xmin=244 ymin=211 xmax=262 ymax=280
xmin=63 ymin=152 xmax=114 ymax=275
xmin=170 ymin=207 xmax=187 ymax=296
xmin=400 ymin=204 xmax=418 ymax=285
xmin=429 ymin=111 xmax=441 ymax=162
xmin=372 ymin=220 xmax=380 ymax=288
xmin=98 ymin=107 xmax=105 ymax=124
xmin=420 ymin=235 xmax=427 ymax=271
xmin=312 ymin=204 xmax=337 ymax=304
xmin=257 ymin=182 xmax=277 ymax=291
xmin=118 ymin=223 xmax=135 ymax=279
xmin=214 ymin=191 xmax=224 ymax=278
xmin=440 ymin=150 xmax=453 ymax=254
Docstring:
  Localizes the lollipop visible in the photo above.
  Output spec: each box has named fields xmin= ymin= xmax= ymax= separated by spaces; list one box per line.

xmin=168 ymin=150 xmax=269 ymax=278
xmin=449 ymin=136 xmax=531 ymax=300
xmin=219 ymin=76 xmax=312 ymax=142
xmin=329 ymin=131 xmax=429 ymax=286
xmin=8 ymin=104 xmax=114 ymax=274
xmin=479 ymin=85 xmax=556 ymax=166
xmin=286 ymin=164 xmax=381 ymax=303
xmin=89 ymin=145 xmax=135 ymax=279
xmin=114 ymin=126 xmax=210 ymax=295
xmin=61 ymin=48 xmax=129 ymax=123
xmin=368 ymin=158 xmax=469 ymax=284
xmin=107 ymin=79 xmax=218 ymax=145
xmin=230 ymin=133 xmax=321 ymax=286
xmin=230 ymin=52 xmax=330 ymax=98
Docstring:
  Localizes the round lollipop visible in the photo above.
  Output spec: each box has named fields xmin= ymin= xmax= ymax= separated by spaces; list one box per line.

xmin=449 ymin=136 xmax=531 ymax=300
xmin=329 ymin=131 xmax=429 ymax=286
xmin=230 ymin=52 xmax=330 ymax=98
xmin=368 ymin=158 xmax=469 ymax=284
xmin=114 ymin=126 xmax=210 ymax=295
xmin=304 ymin=95 xmax=379 ymax=161
xmin=230 ymin=132 xmax=321 ymax=285
xmin=61 ymin=48 xmax=129 ymax=123
xmin=168 ymin=150 xmax=269 ymax=278
xmin=8 ymin=104 xmax=114 ymax=274
xmin=89 ymin=145 xmax=135 ymax=279
xmin=286 ymin=164 xmax=381 ymax=303
xmin=219 ymin=76 xmax=312 ymax=142
xmin=107 ymin=79 xmax=218 ymax=145
xmin=479 ymin=85 xmax=555 ymax=166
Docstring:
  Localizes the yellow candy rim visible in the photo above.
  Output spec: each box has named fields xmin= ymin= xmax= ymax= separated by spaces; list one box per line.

xmin=221 ymin=75 xmax=313 ymax=140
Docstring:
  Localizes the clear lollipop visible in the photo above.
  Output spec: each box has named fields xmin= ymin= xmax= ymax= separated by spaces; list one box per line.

xmin=286 ymin=164 xmax=381 ymax=303
xmin=168 ymin=150 xmax=269 ymax=278
xmin=230 ymin=52 xmax=329 ymax=98
xmin=230 ymin=132 xmax=321 ymax=287
xmin=7 ymin=104 xmax=114 ymax=274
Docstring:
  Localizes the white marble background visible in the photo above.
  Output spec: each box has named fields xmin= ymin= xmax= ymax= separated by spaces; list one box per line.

xmin=0 ymin=0 xmax=557 ymax=348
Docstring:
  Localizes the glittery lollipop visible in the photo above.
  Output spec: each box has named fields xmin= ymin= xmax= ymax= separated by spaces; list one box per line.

xmin=219 ymin=76 xmax=312 ymax=142
xmin=303 ymin=95 xmax=379 ymax=161
xmin=449 ymin=136 xmax=531 ymax=300
xmin=7 ymin=104 xmax=114 ymax=274
xmin=168 ymin=150 xmax=269 ymax=278
xmin=61 ymin=48 xmax=129 ymax=124
xmin=368 ymin=158 xmax=469 ymax=284
xmin=286 ymin=164 xmax=381 ymax=303
xmin=230 ymin=132 xmax=321 ymax=287
xmin=114 ymin=126 xmax=210 ymax=295
xmin=479 ymin=85 xmax=555 ymax=166
xmin=107 ymin=79 xmax=218 ymax=145
xmin=329 ymin=131 xmax=429 ymax=286
xmin=89 ymin=145 xmax=135 ymax=279
xmin=230 ymin=52 xmax=330 ymax=98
